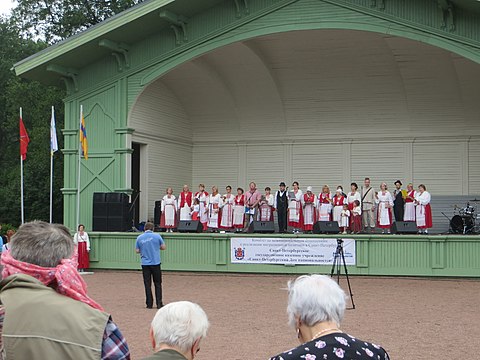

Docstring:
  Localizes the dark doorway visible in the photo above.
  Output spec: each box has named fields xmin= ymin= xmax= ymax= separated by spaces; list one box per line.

xmin=131 ymin=142 xmax=141 ymax=225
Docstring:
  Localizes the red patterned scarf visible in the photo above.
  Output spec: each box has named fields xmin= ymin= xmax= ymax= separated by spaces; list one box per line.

xmin=1 ymin=249 xmax=103 ymax=311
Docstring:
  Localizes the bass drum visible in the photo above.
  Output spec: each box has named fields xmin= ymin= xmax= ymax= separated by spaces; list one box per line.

xmin=450 ymin=215 xmax=474 ymax=234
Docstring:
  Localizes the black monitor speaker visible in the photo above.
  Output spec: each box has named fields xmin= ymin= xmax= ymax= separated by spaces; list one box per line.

xmin=313 ymin=221 xmax=340 ymax=234
xmin=391 ymin=221 xmax=418 ymax=234
xmin=177 ymin=220 xmax=203 ymax=233
xmin=154 ymin=200 xmax=162 ymax=226
xmin=249 ymin=221 xmax=275 ymax=233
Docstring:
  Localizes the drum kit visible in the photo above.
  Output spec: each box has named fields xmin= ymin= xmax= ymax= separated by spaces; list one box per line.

xmin=450 ymin=199 xmax=480 ymax=234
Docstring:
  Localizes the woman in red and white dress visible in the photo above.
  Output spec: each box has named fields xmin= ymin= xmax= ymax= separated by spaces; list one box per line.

xmin=317 ymin=185 xmax=333 ymax=221
xmin=178 ymin=184 xmax=193 ymax=221
xmin=302 ymin=186 xmax=316 ymax=233
xmin=160 ymin=187 xmax=177 ymax=232
xmin=74 ymin=224 xmax=90 ymax=272
xmin=375 ymin=182 xmax=394 ymax=234
xmin=332 ymin=187 xmax=346 ymax=226
xmin=194 ymin=184 xmax=209 ymax=231
xmin=233 ymin=188 xmax=245 ymax=232
xmin=220 ymin=185 xmax=235 ymax=230
xmin=415 ymin=184 xmax=432 ymax=234
xmin=288 ymin=181 xmax=303 ymax=234
xmin=346 ymin=182 xmax=361 ymax=229
xmin=404 ymin=183 xmax=416 ymax=222
xmin=259 ymin=187 xmax=275 ymax=222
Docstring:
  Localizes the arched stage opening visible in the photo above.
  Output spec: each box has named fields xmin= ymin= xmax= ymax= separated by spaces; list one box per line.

xmin=128 ymin=28 xmax=480 ymax=233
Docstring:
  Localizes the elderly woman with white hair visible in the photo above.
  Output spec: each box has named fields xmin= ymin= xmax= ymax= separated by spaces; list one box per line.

xmin=269 ymin=275 xmax=389 ymax=360
xmin=143 ymin=301 xmax=209 ymax=360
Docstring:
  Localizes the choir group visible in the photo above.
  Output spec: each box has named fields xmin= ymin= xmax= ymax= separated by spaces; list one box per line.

xmin=157 ymin=178 xmax=433 ymax=234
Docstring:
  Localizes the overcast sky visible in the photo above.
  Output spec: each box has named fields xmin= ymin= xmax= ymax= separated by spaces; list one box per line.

xmin=0 ymin=0 xmax=17 ymax=16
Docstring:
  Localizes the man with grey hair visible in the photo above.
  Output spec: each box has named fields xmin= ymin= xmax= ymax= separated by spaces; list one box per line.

xmin=143 ymin=301 xmax=209 ymax=360
xmin=0 ymin=221 xmax=130 ymax=359
xmin=269 ymin=274 xmax=389 ymax=359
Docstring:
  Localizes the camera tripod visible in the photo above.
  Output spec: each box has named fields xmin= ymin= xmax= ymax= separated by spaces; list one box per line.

xmin=330 ymin=239 xmax=355 ymax=309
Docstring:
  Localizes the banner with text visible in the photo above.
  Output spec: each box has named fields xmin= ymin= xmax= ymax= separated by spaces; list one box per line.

xmin=231 ymin=237 xmax=356 ymax=265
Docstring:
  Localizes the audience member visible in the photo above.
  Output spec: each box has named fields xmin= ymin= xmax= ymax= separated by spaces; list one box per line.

xmin=0 ymin=221 xmax=130 ymax=359
xmin=269 ymin=274 xmax=390 ymax=360
xmin=143 ymin=301 xmax=209 ymax=360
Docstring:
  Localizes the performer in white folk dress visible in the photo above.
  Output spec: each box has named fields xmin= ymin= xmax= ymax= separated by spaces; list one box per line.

xmin=160 ymin=187 xmax=177 ymax=232
xmin=375 ymin=182 xmax=394 ymax=234
xmin=194 ymin=184 xmax=209 ymax=231
xmin=332 ymin=187 xmax=346 ymax=225
xmin=233 ymin=188 xmax=246 ymax=232
xmin=259 ymin=187 xmax=275 ymax=221
xmin=288 ymin=181 xmax=303 ymax=234
xmin=207 ymin=186 xmax=222 ymax=231
xmin=302 ymin=186 xmax=316 ymax=233
xmin=220 ymin=185 xmax=235 ymax=230
xmin=415 ymin=184 xmax=433 ymax=234
xmin=404 ymin=183 xmax=416 ymax=222
xmin=178 ymin=184 xmax=193 ymax=221
xmin=339 ymin=204 xmax=350 ymax=234
xmin=317 ymin=185 xmax=333 ymax=222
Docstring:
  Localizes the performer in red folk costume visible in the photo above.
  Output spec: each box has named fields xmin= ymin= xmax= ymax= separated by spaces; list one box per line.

xmin=375 ymin=182 xmax=394 ymax=234
xmin=302 ymin=186 xmax=316 ymax=233
xmin=233 ymin=188 xmax=245 ymax=232
xmin=259 ymin=187 xmax=275 ymax=222
xmin=178 ymin=185 xmax=193 ymax=221
xmin=351 ymin=200 xmax=362 ymax=234
xmin=346 ymin=182 xmax=361 ymax=229
xmin=288 ymin=181 xmax=303 ymax=234
xmin=194 ymin=184 xmax=209 ymax=231
xmin=404 ymin=183 xmax=416 ymax=222
xmin=415 ymin=184 xmax=432 ymax=234
xmin=220 ymin=185 xmax=235 ymax=231
xmin=317 ymin=185 xmax=333 ymax=222
xmin=332 ymin=187 xmax=346 ymax=227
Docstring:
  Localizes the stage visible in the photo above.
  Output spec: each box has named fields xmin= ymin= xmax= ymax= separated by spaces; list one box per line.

xmin=87 ymin=232 xmax=480 ymax=277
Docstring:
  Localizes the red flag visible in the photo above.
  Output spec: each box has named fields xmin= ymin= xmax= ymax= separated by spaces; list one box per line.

xmin=20 ymin=116 xmax=30 ymax=160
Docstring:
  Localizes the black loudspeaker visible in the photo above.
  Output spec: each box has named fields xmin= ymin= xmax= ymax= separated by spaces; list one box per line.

xmin=313 ymin=221 xmax=340 ymax=234
xmin=177 ymin=220 xmax=203 ymax=233
xmin=92 ymin=192 xmax=130 ymax=232
xmin=154 ymin=200 xmax=162 ymax=226
xmin=249 ymin=221 xmax=275 ymax=233
xmin=391 ymin=221 xmax=418 ymax=234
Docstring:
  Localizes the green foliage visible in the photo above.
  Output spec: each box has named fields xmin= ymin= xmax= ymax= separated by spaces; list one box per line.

xmin=0 ymin=1 xmax=141 ymax=226
xmin=12 ymin=0 xmax=143 ymax=42
xmin=0 ymin=223 xmax=17 ymax=236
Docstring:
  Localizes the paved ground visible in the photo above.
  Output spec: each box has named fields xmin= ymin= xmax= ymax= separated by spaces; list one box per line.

xmin=84 ymin=271 xmax=480 ymax=360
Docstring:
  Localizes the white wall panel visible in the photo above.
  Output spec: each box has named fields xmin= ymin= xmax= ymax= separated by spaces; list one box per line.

xmin=192 ymin=145 xmax=239 ymax=193
xmin=246 ymin=145 xmax=285 ymax=190
xmin=413 ymin=142 xmax=464 ymax=195
xmin=292 ymin=143 xmax=344 ymax=193
xmin=351 ymin=142 xmax=408 ymax=188
xmin=469 ymin=140 xmax=480 ymax=195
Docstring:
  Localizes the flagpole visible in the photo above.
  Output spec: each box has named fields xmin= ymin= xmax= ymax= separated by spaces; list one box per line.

xmin=20 ymin=107 xmax=25 ymax=224
xmin=76 ymin=105 xmax=82 ymax=230
xmin=50 ymin=106 xmax=54 ymax=223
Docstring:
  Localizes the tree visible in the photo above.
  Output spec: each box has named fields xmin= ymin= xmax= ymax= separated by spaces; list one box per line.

xmin=12 ymin=0 xmax=143 ymax=43
xmin=1 ymin=1 xmax=142 ymax=227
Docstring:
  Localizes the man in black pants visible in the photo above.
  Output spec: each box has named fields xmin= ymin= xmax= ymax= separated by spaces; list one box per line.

xmin=275 ymin=182 xmax=288 ymax=233
xmin=135 ymin=222 xmax=166 ymax=309
xmin=393 ymin=180 xmax=405 ymax=222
